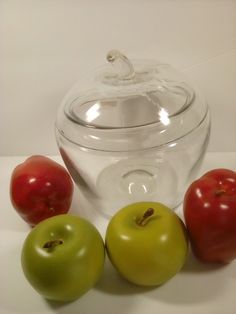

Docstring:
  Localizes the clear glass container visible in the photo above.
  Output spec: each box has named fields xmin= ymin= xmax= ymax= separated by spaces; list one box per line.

xmin=55 ymin=50 xmax=210 ymax=217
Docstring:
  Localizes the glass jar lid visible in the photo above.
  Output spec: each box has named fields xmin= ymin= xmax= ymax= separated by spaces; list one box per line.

xmin=56 ymin=50 xmax=209 ymax=151
xmin=64 ymin=50 xmax=196 ymax=129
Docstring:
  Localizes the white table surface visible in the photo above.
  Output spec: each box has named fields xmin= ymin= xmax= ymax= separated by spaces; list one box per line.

xmin=1 ymin=153 xmax=236 ymax=314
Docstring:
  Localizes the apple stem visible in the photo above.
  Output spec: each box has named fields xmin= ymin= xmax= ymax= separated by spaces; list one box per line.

xmin=43 ymin=239 xmax=64 ymax=249
xmin=136 ymin=208 xmax=154 ymax=226
xmin=215 ymin=189 xmax=226 ymax=196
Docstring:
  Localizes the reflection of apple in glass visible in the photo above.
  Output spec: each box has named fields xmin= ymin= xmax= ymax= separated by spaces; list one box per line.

xmin=21 ymin=214 xmax=105 ymax=302
xmin=105 ymin=202 xmax=188 ymax=286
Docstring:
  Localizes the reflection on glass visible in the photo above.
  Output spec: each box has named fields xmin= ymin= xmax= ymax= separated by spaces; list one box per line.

xmin=86 ymin=102 xmax=100 ymax=122
xmin=159 ymin=108 xmax=170 ymax=126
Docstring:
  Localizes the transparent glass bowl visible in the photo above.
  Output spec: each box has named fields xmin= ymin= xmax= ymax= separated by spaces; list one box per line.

xmin=55 ymin=50 xmax=211 ymax=217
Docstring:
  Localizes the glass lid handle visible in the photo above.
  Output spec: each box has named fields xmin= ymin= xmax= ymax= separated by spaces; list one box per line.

xmin=106 ymin=50 xmax=135 ymax=80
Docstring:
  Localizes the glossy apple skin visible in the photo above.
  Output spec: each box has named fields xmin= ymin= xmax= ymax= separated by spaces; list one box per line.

xmin=10 ymin=155 xmax=74 ymax=226
xmin=21 ymin=214 xmax=105 ymax=302
xmin=105 ymin=202 xmax=188 ymax=286
xmin=183 ymin=168 xmax=236 ymax=264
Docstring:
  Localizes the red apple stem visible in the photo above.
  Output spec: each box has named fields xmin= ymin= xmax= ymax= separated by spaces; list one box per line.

xmin=43 ymin=239 xmax=64 ymax=249
xmin=136 ymin=208 xmax=154 ymax=226
xmin=215 ymin=189 xmax=226 ymax=196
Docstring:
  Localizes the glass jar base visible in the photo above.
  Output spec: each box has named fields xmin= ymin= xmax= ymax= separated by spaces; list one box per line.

xmin=96 ymin=157 xmax=179 ymax=217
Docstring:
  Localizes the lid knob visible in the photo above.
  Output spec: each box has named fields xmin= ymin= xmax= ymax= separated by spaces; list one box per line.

xmin=106 ymin=49 xmax=135 ymax=80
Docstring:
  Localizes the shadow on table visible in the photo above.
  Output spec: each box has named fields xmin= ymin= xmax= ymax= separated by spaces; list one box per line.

xmin=146 ymin=249 xmax=230 ymax=305
xmin=95 ymin=257 xmax=155 ymax=296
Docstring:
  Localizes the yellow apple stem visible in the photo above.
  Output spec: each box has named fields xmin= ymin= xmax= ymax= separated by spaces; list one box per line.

xmin=136 ymin=208 xmax=154 ymax=226
xmin=43 ymin=239 xmax=64 ymax=249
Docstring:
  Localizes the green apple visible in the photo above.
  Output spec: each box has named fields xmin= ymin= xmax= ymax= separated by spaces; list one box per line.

xmin=21 ymin=214 xmax=105 ymax=302
xmin=105 ymin=202 xmax=188 ymax=286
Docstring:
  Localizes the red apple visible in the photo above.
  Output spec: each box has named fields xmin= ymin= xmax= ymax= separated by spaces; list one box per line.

xmin=10 ymin=155 xmax=74 ymax=226
xmin=183 ymin=168 xmax=236 ymax=264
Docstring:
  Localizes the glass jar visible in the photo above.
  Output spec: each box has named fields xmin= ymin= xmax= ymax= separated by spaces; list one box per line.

xmin=55 ymin=50 xmax=210 ymax=217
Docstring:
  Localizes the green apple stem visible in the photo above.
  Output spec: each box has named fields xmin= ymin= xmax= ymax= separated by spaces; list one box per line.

xmin=136 ymin=208 xmax=154 ymax=226
xmin=43 ymin=239 xmax=64 ymax=249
